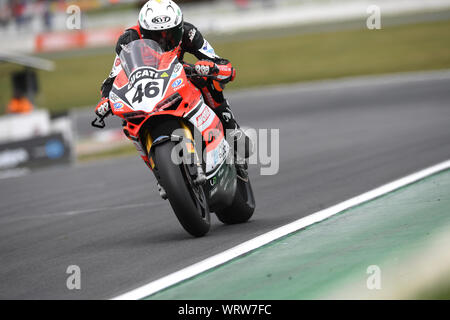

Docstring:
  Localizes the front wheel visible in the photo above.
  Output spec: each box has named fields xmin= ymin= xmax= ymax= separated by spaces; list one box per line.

xmin=153 ymin=140 xmax=210 ymax=237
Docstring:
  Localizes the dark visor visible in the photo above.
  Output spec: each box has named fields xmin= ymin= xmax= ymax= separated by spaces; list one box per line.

xmin=140 ymin=23 xmax=183 ymax=52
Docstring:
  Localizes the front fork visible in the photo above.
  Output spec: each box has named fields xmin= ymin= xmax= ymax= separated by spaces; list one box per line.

xmin=142 ymin=120 xmax=206 ymax=186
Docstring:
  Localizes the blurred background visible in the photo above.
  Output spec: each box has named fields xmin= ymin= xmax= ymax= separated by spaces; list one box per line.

xmin=0 ymin=0 xmax=449 ymax=300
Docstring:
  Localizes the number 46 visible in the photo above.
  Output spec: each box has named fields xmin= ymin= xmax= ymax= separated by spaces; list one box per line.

xmin=132 ymin=81 xmax=160 ymax=103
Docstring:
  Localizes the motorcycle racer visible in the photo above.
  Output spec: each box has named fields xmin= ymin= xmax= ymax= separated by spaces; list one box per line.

xmin=95 ymin=0 xmax=253 ymax=159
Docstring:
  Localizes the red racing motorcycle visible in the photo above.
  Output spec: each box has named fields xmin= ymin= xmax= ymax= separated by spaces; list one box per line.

xmin=91 ymin=39 xmax=255 ymax=237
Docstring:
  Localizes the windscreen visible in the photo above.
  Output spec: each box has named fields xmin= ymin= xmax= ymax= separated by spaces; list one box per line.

xmin=119 ymin=39 xmax=164 ymax=78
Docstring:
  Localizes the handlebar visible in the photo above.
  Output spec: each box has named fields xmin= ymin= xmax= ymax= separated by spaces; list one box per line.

xmin=91 ymin=117 xmax=106 ymax=129
xmin=91 ymin=110 xmax=111 ymax=129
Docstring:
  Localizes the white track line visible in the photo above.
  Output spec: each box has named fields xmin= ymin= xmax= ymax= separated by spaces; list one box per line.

xmin=112 ymin=159 xmax=450 ymax=300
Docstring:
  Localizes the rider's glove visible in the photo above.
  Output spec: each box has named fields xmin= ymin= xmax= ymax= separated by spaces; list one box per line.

xmin=95 ymin=97 xmax=111 ymax=117
xmin=215 ymin=60 xmax=236 ymax=84
xmin=194 ymin=60 xmax=219 ymax=76
xmin=195 ymin=60 xmax=236 ymax=84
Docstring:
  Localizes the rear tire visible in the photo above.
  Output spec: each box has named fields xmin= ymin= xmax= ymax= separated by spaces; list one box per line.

xmin=215 ymin=176 xmax=255 ymax=224
xmin=153 ymin=140 xmax=210 ymax=237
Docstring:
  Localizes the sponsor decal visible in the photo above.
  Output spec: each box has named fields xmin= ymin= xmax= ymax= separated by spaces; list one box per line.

xmin=172 ymin=78 xmax=183 ymax=89
xmin=174 ymin=63 xmax=182 ymax=73
xmin=120 ymin=43 xmax=131 ymax=54
xmin=212 ymin=139 xmax=227 ymax=167
xmin=200 ymin=40 xmax=217 ymax=58
xmin=188 ymin=28 xmax=196 ymax=41
xmin=196 ymin=107 xmax=211 ymax=127
xmin=152 ymin=15 xmax=171 ymax=24
xmin=171 ymin=63 xmax=183 ymax=79
xmin=114 ymin=57 xmax=121 ymax=67
xmin=213 ymin=148 xmax=218 ymax=165
xmin=161 ymin=72 xmax=169 ymax=78
xmin=113 ymin=102 xmax=124 ymax=109
xmin=128 ymin=68 xmax=157 ymax=89
xmin=109 ymin=92 xmax=119 ymax=102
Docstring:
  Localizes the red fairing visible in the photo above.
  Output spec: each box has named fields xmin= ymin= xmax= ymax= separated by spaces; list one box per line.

xmin=107 ymin=39 xmax=228 ymax=172
xmin=112 ymin=63 xmax=201 ymax=138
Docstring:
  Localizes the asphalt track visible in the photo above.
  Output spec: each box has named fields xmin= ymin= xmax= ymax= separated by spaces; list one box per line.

xmin=1 ymin=70 xmax=449 ymax=299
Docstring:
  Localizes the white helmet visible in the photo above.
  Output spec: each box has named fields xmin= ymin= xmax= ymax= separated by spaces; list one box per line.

xmin=138 ymin=0 xmax=184 ymax=52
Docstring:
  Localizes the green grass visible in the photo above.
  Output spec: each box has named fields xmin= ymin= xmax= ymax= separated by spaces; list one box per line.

xmin=220 ymin=19 xmax=450 ymax=89
xmin=1 ymin=19 xmax=450 ymax=114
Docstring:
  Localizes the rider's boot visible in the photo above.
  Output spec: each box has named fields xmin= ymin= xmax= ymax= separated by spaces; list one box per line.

xmin=235 ymin=157 xmax=249 ymax=180
xmin=213 ymin=101 xmax=254 ymax=159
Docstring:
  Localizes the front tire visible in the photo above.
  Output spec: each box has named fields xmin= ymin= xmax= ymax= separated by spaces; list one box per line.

xmin=153 ymin=140 xmax=210 ymax=237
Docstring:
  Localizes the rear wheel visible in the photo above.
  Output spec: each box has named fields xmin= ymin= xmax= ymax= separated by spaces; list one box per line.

xmin=215 ymin=175 xmax=255 ymax=224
